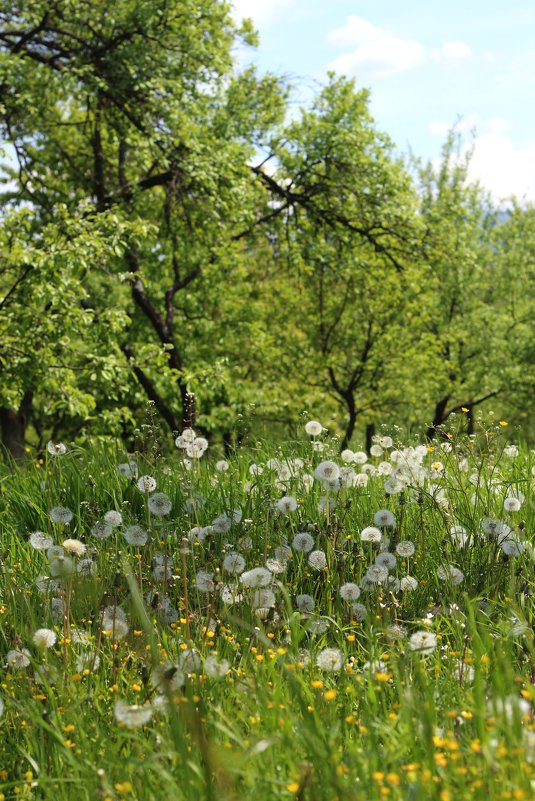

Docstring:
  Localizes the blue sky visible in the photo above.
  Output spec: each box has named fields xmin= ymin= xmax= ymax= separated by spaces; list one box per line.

xmin=234 ymin=0 xmax=535 ymax=201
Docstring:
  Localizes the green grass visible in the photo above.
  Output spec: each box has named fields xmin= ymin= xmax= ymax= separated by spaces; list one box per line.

xmin=1 ymin=422 xmax=535 ymax=801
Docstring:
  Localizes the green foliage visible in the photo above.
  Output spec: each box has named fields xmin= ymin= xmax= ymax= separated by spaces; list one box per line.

xmin=0 ymin=2 xmax=534 ymax=452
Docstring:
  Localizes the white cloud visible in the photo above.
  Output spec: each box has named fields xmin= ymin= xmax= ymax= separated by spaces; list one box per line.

xmin=427 ymin=120 xmax=534 ymax=200
xmin=437 ymin=40 xmax=472 ymax=62
xmin=465 ymin=133 xmax=535 ymax=201
xmin=487 ymin=117 xmax=512 ymax=133
xmin=327 ymin=16 xmax=472 ymax=78
xmin=233 ymin=0 xmax=293 ymax=27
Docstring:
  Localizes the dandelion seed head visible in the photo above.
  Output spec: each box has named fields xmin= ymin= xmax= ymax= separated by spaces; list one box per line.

xmin=137 ymin=475 xmax=157 ymax=493
xmin=296 ymin=594 xmax=315 ymax=613
xmin=374 ymin=509 xmax=396 ymax=528
xmin=104 ymin=511 xmax=123 ymax=527
xmin=360 ymin=526 xmax=382 ymax=543
xmin=305 ymin=420 xmax=323 ymax=436
xmin=316 ymin=647 xmax=343 ymax=672
xmin=148 ymin=492 xmax=172 ymax=516
xmin=118 ymin=461 xmax=138 ymax=479
xmin=6 ymin=649 xmax=31 ymax=669
xmin=240 ymin=567 xmax=272 ymax=588
xmin=204 ymin=655 xmax=230 ymax=679
xmin=29 ymin=532 xmax=53 ymax=551
xmin=409 ymin=630 xmax=437 ymax=655
xmin=92 ymin=521 xmax=113 ymax=540
xmin=292 ymin=532 xmax=314 ymax=553
xmin=114 ymin=700 xmax=153 ymax=728
xmin=33 ymin=628 xmax=57 ymax=649
xmin=504 ymin=496 xmax=522 ymax=512
xmin=276 ymin=495 xmax=298 ymax=514
xmin=47 ymin=441 xmax=67 ymax=456
xmin=308 ymin=550 xmax=327 ymax=571
xmin=62 ymin=539 xmax=86 ymax=557
xmin=124 ymin=525 xmax=148 ymax=547
xmin=195 ymin=571 xmax=216 ymax=593
xmin=340 ymin=583 xmax=361 ymax=601
xmin=396 ymin=540 xmax=415 ymax=558
xmin=50 ymin=506 xmax=73 ymax=525
xmin=314 ymin=460 xmax=340 ymax=482
xmin=223 ymin=552 xmax=246 ymax=574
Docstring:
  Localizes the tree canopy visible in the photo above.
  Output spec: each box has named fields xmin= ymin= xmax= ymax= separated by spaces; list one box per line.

xmin=0 ymin=0 xmax=533 ymax=456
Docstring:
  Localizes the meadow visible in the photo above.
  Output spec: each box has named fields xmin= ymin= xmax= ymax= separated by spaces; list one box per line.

xmin=0 ymin=418 xmax=534 ymax=801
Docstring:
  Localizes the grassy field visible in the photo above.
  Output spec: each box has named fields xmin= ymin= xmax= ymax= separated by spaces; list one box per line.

xmin=1 ymin=420 xmax=535 ymax=801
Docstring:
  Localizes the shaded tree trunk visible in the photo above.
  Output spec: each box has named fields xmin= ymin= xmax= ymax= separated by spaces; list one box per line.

xmin=365 ymin=423 xmax=375 ymax=453
xmin=426 ymin=396 xmax=450 ymax=440
xmin=340 ymin=393 xmax=357 ymax=451
xmin=0 ymin=390 xmax=33 ymax=461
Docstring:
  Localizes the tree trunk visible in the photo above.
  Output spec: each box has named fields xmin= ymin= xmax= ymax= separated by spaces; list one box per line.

xmin=340 ymin=394 xmax=358 ymax=451
xmin=365 ymin=423 xmax=375 ymax=453
xmin=0 ymin=390 xmax=33 ymax=461
xmin=466 ymin=407 xmax=475 ymax=435
xmin=426 ymin=396 xmax=450 ymax=440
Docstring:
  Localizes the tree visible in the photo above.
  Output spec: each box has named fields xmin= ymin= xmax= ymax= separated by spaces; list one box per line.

xmin=0 ymin=0 xmax=288 ymax=451
xmin=411 ymin=136 xmax=501 ymax=438
xmin=253 ymin=77 xmax=424 ymax=448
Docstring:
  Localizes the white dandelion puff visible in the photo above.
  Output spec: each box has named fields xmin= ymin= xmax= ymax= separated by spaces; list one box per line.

xmin=91 ymin=521 xmax=113 ymax=540
xmin=148 ymin=492 xmax=172 ymax=516
xmin=62 ymin=539 xmax=86 ymax=557
xmin=118 ymin=460 xmax=139 ymax=478
xmin=223 ymin=552 xmax=246 ymax=574
xmin=50 ymin=506 xmax=73 ymax=525
xmin=49 ymin=555 xmax=74 ymax=578
xmin=308 ymin=550 xmax=327 ymax=571
xmin=340 ymin=583 xmax=361 ymax=602
xmin=240 ymin=567 xmax=272 ymax=588
xmin=33 ymin=628 xmax=57 ymax=649
xmin=104 ymin=511 xmax=123 ymax=528
xmin=437 ymin=565 xmax=464 ymax=585
xmin=374 ymin=509 xmax=396 ymax=527
xmin=409 ymin=631 xmax=437 ymax=655
xmin=47 ymin=441 xmax=67 ymax=456
xmin=6 ymin=649 xmax=31 ymax=669
xmin=179 ymin=649 xmax=202 ymax=673
xmin=305 ymin=420 xmax=323 ymax=436
xmin=316 ymin=647 xmax=343 ymax=672
xmin=504 ymin=496 xmax=522 ymax=512
xmin=395 ymin=541 xmax=415 ymax=558
xmin=137 ymin=475 xmax=157 ymax=493
xmin=292 ymin=532 xmax=315 ymax=553
xmin=296 ymin=594 xmax=315 ymax=613
xmin=114 ymin=700 xmax=153 ymax=728
xmin=375 ymin=552 xmax=397 ymax=570
xmin=351 ymin=602 xmax=368 ymax=620
xmin=360 ymin=526 xmax=382 ymax=543
xmin=383 ymin=477 xmax=403 ymax=495
xmin=29 ymin=532 xmax=53 ymax=551
xmin=276 ymin=496 xmax=298 ymax=514
xmin=314 ymin=461 xmax=340 ymax=482
xmin=266 ymin=558 xmax=287 ymax=574
xmin=204 ymin=655 xmax=230 ymax=679
xmin=195 ymin=571 xmax=216 ymax=593
xmin=124 ymin=525 xmax=148 ymax=547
